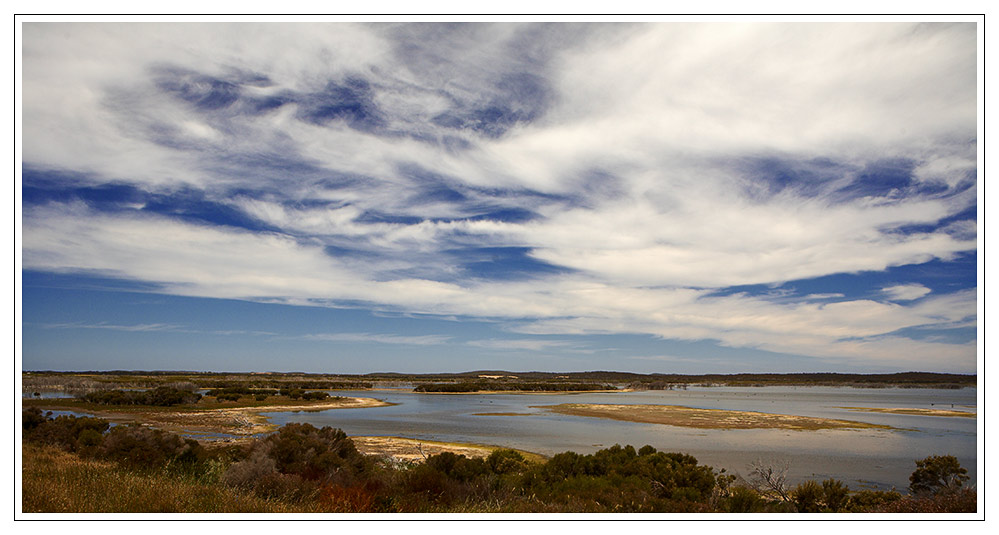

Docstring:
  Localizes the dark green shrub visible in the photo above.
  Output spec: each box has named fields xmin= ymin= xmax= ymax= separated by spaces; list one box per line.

xmin=82 ymin=387 xmax=201 ymax=406
xmin=425 ymin=452 xmax=489 ymax=482
xmin=24 ymin=412 xmax=110 ymax=453
xmin=22 ymin=407 xmax=49 ymax=430
xmin=258 ymin=423 xmax=369 ymax=483
xmin=487 ymin=449 xmax=527 ymax=474
xmin=909 ymin=455 xmax=969 ymax=496
xmin=822 ymin=479 xmax=850 ymax=512
xmin=518 ymin=444 xmax=718 ymax=511
xmin=791 ymin=480 xmax=824 ymax=512
xmin=723 ymin=486 xmax=765 ymax=512
xmin=99 ymin=425 xmax=204 ymax=469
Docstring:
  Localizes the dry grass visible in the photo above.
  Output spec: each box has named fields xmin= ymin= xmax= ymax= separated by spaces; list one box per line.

xmin=21 ymin=442 xmax=316 ymax=513
xmin=537 ymin=403 xmax=897 ymax=430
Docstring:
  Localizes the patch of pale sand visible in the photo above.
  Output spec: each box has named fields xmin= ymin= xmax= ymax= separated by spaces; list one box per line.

xmin=350 ymin=436 xmax=496 ymax=463
xmin=837 ymin=407 xmax=976 ymax=418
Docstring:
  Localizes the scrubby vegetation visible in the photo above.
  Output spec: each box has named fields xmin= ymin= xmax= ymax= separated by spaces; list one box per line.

xmin=20 ymin=407 xmax=976 ymax=513
xmin=82 ymin=386 xmax=202 ymax=406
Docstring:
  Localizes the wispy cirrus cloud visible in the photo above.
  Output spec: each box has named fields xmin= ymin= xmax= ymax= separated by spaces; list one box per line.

xmin=36 ymin=322 xmax=183 ymax=333
xmin=20 ymin=21 xmax=978 ymax=372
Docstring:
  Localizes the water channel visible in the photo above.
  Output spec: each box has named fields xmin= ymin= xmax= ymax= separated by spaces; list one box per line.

xmin=261 ymin=385 xmax=978 ymax=491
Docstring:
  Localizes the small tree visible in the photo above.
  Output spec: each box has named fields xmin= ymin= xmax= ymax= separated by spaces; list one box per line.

xmin=909 ymin=455 xmax=969 ymax=496
xmin=747 ymin=458 xmax=791 ymax=502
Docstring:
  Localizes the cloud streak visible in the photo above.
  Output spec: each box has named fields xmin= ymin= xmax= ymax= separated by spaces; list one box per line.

xmin=20 ymin=21 xmax=978 ymax=372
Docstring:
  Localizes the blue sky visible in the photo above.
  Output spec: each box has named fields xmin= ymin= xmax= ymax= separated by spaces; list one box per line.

xmin=18 ymin=21 xmax=979 ymax=374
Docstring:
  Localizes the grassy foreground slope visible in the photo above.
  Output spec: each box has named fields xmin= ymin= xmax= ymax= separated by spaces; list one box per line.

xmin=21 ymin=442 xmax=315 ymax=513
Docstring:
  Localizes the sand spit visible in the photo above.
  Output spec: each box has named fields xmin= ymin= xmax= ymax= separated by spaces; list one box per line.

xmin=537 ymin=403 xmax=897 ymax=431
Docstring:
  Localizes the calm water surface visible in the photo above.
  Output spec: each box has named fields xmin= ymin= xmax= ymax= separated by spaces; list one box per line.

xmin=264 ymin=385 xmax=978 ymax=491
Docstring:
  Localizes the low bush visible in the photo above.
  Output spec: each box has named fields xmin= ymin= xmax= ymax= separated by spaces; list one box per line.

xmin=23 ymin=408 xmax=110 ymax=455
xmin=99 ymin=425 xmax=204 ymax=469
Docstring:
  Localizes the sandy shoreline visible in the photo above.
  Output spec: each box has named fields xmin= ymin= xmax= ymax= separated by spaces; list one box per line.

xmin=38 ymin=397 xmax=391 ymax=438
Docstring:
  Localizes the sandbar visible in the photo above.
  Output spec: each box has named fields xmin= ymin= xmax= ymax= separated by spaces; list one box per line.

xmin=837 ymin=407 xmax=976 ymax=418
xmin=536 ymin=403 xmax=896 ymax=431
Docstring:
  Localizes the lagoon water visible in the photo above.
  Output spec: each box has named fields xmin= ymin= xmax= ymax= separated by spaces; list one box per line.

xmin=263 ymin=385 xmax=978 ymax=491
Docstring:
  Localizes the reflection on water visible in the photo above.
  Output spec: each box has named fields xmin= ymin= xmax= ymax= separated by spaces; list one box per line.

xmin=263 ymin=386 xmax=977 ymax=491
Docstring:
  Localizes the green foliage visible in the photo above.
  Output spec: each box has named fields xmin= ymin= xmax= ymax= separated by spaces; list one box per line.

xmin=722 ymin=486 xmax=765 ymax=513
xmin=99 ymin=425 xmax=205 ymax=469
xmin=486 ymin=449 xmax=527 ymax=474
xmin=82 ymin=386 xmax=201 ymax=406
xmin=258 ymin=423 xmax=370 ymax=483
xmin=790 ymin=478 xmax=850 ymax=512
xmin=791 ymin=480 xmax=824 ymax=512
xmin=208 ymin=387 xmax=278 ymax=397
xmin=518 ymin=444 xmax=717 ymax=511
xmin=821 ymin=479 xmax=850 ymax=512
xmin=909 ymin=455 xmax=969 ymax=496
xmin=22 ymin=406 xmax=49 ymax=430
xmin=845 ymin=489 xmax=903 ymax=512
xmin=23 ymin=410 xmax=110 ymax=454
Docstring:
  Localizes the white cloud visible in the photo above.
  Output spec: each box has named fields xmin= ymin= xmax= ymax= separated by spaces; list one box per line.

xmin=882 ymin=283 xmax=933 ymax=301
xmin=19 ymin=21 xmax=979 ymax=371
